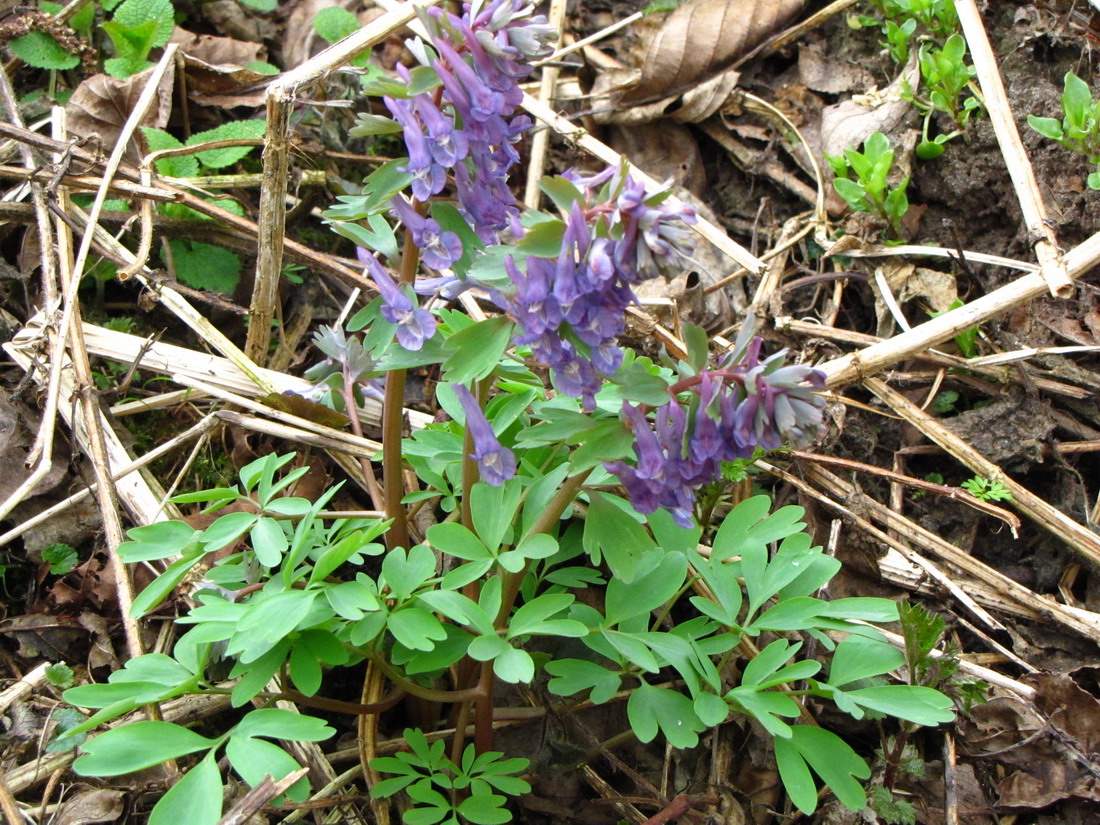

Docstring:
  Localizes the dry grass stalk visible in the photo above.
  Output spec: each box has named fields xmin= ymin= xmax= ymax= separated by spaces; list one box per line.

xmin=866 ymin=377 xmax=1100 ymax=570
xmin=956 ymin=0 xmax=1073 ymax=298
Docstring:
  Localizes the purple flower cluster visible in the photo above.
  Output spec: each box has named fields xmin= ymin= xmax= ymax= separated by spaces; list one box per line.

xmin=605 ymin=333 xmax=826 ymax=528
xmin=502 ymin=167 xmax=698 ymax=409
xmin=385 ymin=1 xmax=554 ymax=242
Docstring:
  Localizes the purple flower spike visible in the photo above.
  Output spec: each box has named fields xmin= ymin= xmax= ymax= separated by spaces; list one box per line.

xmin=452 ymin=383 xmax=517 ymax=486
xmin=358 ymin=249 xmax=437 ymax=351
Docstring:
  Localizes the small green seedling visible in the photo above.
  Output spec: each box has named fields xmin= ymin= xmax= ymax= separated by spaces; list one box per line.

xmin=961 ymin=476 xmax=1011 ymax=502
xmin=371 ymin=729 xmax=530 ymax=825
xmin=909 ymin=34 xmax=982 ymax=158
xmin=1028 ymin=72 xmax=1100 ymax=190
xmin=865 ymin=0 xmax=959 ymax=40
xmin=827 ymin=132 xmax=910 ymax=238
xmin=927 ymin=299 xmax=980 ymax=358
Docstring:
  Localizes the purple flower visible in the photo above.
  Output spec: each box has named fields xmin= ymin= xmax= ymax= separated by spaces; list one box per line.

xmin=452 ymin=383 xmax=516 ymax=486
xmin=358 ymin=248 xmax=437 ymax=351
xmin=390 ymin=196 xmax=463 ymax=271
xmin=604 ymin=334 xmax=826 ymax=528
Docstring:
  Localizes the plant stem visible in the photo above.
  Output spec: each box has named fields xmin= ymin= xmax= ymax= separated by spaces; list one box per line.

xmin=496 ymin=468 xmax=593 ymax=627
xmin=381 ymin=223 xmax=421 ymax=551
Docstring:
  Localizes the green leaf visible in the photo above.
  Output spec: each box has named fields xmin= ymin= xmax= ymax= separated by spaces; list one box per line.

xmin=583 ymin=492 xmax=656 ymax=582
xmin=694 ymin=691 xmax=729 ymax=726
xmin=832 ymin=177 xmax=867 ymax=210
xmin=725 ymin=685 xmax=799 ymax=737
xmin=388 ymin=607 xmax=447 ymax=651
xmin=603 ymin=549 xmax=686 ymax=625
xmin=458 ymin=793 xmax=511 ymax=825
xmin=516 ymin=219 xmax=565 ymax=256
xmin=349 ymin=113 xmax=403 ymax=137
xmin=325 ymin=578 xmax=380 ymax=619
xmin=119 ymin=520 xmax=200 ymax=562
xmin=148 ymin=753 xmax=222 ymax=825
xmin=9 ymin=31 xmax=79 ymax=70
xmin=186 ymin=120 xmax=266 ymax=169
xmin=431 ymin=201 xmax=483 ymax=276
xmin=841 ymin=685 xmax=955 ymax=726
xmin=231 ymin=590 xmax=319 ymax=663
xmin=74 ymin=722 xmax=213 ymax=776
xmin=140 ymin=127 xmax=200 ymax=178
xmin=233 ymin=708 xmax=334 ymax=742
xmin=130 ymin=553 xmax=205 ymax=617
xmin=545 ymin=659 xmax=621 ymax=704
xmin=324 ymin=160 xmax=413 ymax=220
xmin=492 ymin=646 xmax=535 ymax=683
xmin=165 ymin=240 xmax=241 ymax=293
xmin=507 ymin=593 xmax=575 ymax=637
xmin=443 ymin=317 xmax=515 ymax=384
xmin=312 ymin=6 xmax=359 ymax=43
xmin=236 ymin=0 xmax=277 ymax=10
xmin=539 ymin=176 xmax=584 ymax=212
xmin=41 ymin=542 xmax=78 ymax=575
xmin=250 ymin=517 xmax=287 ymax=567
xmin=226 ymin=736 xmax=310 ymax=802
xmin=470 ymin=481 xmax=521 ymax=554
xmin=627 ymin=683 xmax=705 ymax=748
xmin=774 ymin=726 xmax=870 ymax=814
xmin=112 ymin=0 xmax=174 ymax=48
xmin=742 ymin=639 xmax=800 ymax=686
xmin=381 ymin=544 xmax=437 ymax=601
xmin=426 ymin=523 xmax=492 ymax=561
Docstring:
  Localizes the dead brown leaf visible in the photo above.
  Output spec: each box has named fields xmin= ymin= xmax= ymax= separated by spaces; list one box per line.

xmin=55 ymin=789 xmax=125 ymax=825
xmin=617 ymin=0 xmax=805 ymax=107
xmin=0 ymin=614 xmax=86 ymax=660
xmin=65 ymin=64 xmax=175 ymax=164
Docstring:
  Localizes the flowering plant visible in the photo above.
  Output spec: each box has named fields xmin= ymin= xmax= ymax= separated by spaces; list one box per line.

xmin=57 ymin=2 xmax=955 ymax=823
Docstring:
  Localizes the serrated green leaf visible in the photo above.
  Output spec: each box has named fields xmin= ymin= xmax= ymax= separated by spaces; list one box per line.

xmin=312 ymin=6 xmax=359 ymax=43
xmin=165 ymin=240 xmax=241 ymax=293
xmin=111 ymin=0 xmax=174 ymax=48
xmin=186 ymin=120 xmax=266 ymax=169
xmin=141 ymin=127 xmax=200 ymax=178
xmin=10 ymin=31 xmax=79 ymax=70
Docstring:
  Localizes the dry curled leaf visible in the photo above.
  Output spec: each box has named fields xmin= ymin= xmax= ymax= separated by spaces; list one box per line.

xmin=617 ymin=0 xmax=805 ymax=107
xmin=65 ymin=64 xmax=175 ymax=163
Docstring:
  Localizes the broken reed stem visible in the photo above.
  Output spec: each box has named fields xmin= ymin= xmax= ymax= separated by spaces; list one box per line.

xmin=523 ymin=0 xmax=568 ymax=208
xmin=50 ymin=107 xmax=144 ymax=659
xmin=249 ymin=0 xmax=447 ymax=364
xmin=0 ymin=63 xmax=63 ymax=521
xmin=866 ymin=377 xmax=1100 ymax=571
xmin=955 ymin=0 xmax=1073 ymax=298
xmin=819 ymin=227 xmax=1100 ymax=386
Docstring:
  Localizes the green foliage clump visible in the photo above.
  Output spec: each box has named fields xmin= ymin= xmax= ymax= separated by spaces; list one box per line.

xmin=827 ymin=132 xmax=910 ymax=239
xmin=1028 ymin=72 xmax=1100 ymax=190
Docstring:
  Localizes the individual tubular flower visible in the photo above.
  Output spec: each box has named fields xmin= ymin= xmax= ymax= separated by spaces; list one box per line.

xmin=451 ymin=383 xmax=517 ymax=487
xmin=605 ymin=335 xmax=826 ymax=528
xmin=390 ymin=196 xmax=463 ymax=271
xmin=358 ymin=248 xmax=437 ymax=352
